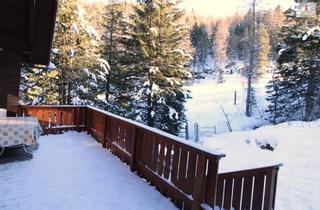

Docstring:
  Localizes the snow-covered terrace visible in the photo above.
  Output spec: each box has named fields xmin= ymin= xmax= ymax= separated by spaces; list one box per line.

xmin=0 ymin=132 xmax=177 ymax=210
xmin=0 ymin=105 xmax=281 ymax=210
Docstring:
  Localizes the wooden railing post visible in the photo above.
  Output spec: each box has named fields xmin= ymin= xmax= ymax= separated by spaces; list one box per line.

xmin=191 ymin=155 xmax=207 ymax=210
xmin=86 ymin=108 xmax=90 ymax=135
xmin=102 ymin=116 xmax=107 ymax=148
xmin=264 ymin=167 xmax=278 ymax=210
xmin=130 ymin=126 xmax=138 ymax=172
xmin=75 ymin=107 xmax=79 ymax=132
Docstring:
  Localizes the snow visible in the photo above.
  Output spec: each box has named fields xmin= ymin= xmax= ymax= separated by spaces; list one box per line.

xmin=185 ymin=73 xmax=269 ymax=139
xmin=0 ymin=109 xmax=6 ymax=117
xmin=149 ymin=27 xmax=158 ymax=36
xmin=86 ymin=26 xmax=100 ymax=40
xmin=51 ymin=48 xmax=59 ymax=54
xmin=71 ymin=22 xmax=79 ymax=34
xmin=83 ymin=68 xmax=90 ymax=76
xmin=97 ymin=58 xmax=110 ymax=74
xmin=302 ymin=26 xmax=320 ymax=41
xmin=185 ymin=69 xmax=320 ymax=209
xmin=0 ymin=132 xmax=178 ymax=210
xmin=201 ymin=121 xmax=320 ymax=210
xmin=169 ymin=107 xmax=178 ymax=120
xmin=47 ymin=62 xmax=56 ymax=70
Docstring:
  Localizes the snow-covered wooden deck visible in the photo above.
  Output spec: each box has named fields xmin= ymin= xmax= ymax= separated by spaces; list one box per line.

xmin=0 ymin=132 xmax=177 ymax=210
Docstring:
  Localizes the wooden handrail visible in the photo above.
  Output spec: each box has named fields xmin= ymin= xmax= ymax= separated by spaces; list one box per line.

xmin=18 ymin=105 xmax=281 ymax=210
xmin=216 ymin=164 xmax=282 ymax=210
xmin=219 ymin=164 xmax=283 ymax=178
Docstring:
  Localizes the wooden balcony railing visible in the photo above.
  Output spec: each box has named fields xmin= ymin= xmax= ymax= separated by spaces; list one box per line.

xmin=18 ymin=105 xmax=281 ymax=210
xmin=217 ymin=165 xmax=282 ymax=210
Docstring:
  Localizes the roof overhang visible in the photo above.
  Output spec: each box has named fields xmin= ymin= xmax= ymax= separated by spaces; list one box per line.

xmin=0 ymin=0 xmax=58 ymax=66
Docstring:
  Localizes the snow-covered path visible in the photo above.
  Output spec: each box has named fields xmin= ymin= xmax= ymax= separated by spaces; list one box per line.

xmin=0 ymin=132 xmax=177 ymax=210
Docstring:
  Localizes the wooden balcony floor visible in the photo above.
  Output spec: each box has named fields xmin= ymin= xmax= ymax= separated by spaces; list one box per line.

xmin=0 ymin=132 xmax=177 ymax=210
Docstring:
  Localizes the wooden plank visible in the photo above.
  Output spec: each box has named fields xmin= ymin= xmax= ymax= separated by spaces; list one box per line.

xmin=150 ymin=136 xmax=159 ymax=171
xmin=43 ymin=109 xmax=49 ymax=129
xmin=264 ymin=170 xmax=276 ymax=210
xmin=145 ymin=133 xmax=153 ymax=168
xmin=135 ymin=160 xmax=191 ymax=210
xmin=242 ymin=176 xmax=253 ymax=210
xmin=163 ymin=142 xmax=173 ymax=179
xmin=130 ymin=126 xmax=138 ymax=172
xmin=125 ymin=124 xmax=131 ymax=153
xmin=177 ymin=147 xmax=188 ymax=192
xmin=223 ymin=178 xmax=233 ymax=210
xmin=157 ymin=138 xmax=166 ymax=177
xmin=232 ymin=177 xmax=243 ymax=210
xmin=252 ymin=173 xmax=265 ymax=210
xmin=171 ymin=145 xmax=180 ymax=186
xmin=191 ymin=155 xmax=207 ymax=210
xmin=185 ymin=151 xmax=197 ymax=194
xmin=102 ymin=115 xmax=107 ymax=148
xmin=204 ymin=158 xmax=219 ymax=208
xmin=216 ymin=178 xmax=224 ymax=207
xmin=140 ymin=132 xmax=147 ymax=164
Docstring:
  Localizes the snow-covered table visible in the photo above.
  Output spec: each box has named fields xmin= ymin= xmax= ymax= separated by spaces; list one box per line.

xmin=0 ymin=117 xmax=42 ymax=156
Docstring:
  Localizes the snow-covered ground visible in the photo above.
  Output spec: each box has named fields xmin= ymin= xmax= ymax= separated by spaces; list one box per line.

xmin=0 ymin=132 xmax=177 ymax=210
xmin=201 ymin=121 xmax=320 ymax=210
xmin=186 ymin=73 xmax=320 ymax=209
xmin=185 ymin=73 xmax=271 ymax=140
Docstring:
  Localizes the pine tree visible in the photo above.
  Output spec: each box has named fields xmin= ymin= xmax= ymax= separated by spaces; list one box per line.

xmin=266 ymin=9 xmax=320 ymax=123
xmin=52 ymin=0 xmax=103 ymax=105
xmin=212 ymin=20 xmax=229 ymax=82
xmin=20 ymin=66 xmax=59 ymax=105
xmin=269 ymin=6 xmax=285 ymax=59
xmin=97 ymin=1 xmax=135 ymax=117
xmin=126 ymin=0 xmax=191 ymax=135
xmin=190 ymin=24 xmax=211 ymax=73
xmin=227 ymin=14 xmax=246 ymax=61
xmin=256 ymin=24 xmax=271 ymax=78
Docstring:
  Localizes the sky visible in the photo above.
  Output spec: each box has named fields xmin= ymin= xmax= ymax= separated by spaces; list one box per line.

xmin=85 ymin=0 xmax=295 ymax=17
xmin=180 ymin=0 xmax=294 ymax=17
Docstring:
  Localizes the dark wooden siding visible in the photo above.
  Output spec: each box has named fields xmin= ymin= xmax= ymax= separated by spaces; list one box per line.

xmin=0 ymin=51 xmax=22 ymax=115
xmin=0 ymin=0 xmax=57 ymax=66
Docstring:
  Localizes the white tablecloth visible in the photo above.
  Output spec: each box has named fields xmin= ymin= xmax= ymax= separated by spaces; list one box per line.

xmin=0 ymin=117 xmax=42 ymax=147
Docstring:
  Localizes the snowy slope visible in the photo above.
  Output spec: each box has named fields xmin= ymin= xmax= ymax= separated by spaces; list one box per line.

xmin=185 ymin=73 xmax=271 ymax=140
xmin=201 ymin=121 xmax=320 ymax=210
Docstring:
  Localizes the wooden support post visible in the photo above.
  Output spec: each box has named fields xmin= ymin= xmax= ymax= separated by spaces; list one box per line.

xmin=191 ymin=155 xmax=207 ymax=210
xmin=130 ymin=126 xmax=138 ymax=172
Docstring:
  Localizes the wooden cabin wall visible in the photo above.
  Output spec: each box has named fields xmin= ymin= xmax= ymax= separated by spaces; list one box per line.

xmin=0 ymin=51 xmax=22 ymax=116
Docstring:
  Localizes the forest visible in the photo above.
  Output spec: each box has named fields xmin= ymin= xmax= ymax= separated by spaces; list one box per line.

xmin=19 ymin=0 xmax=320 ymax=135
